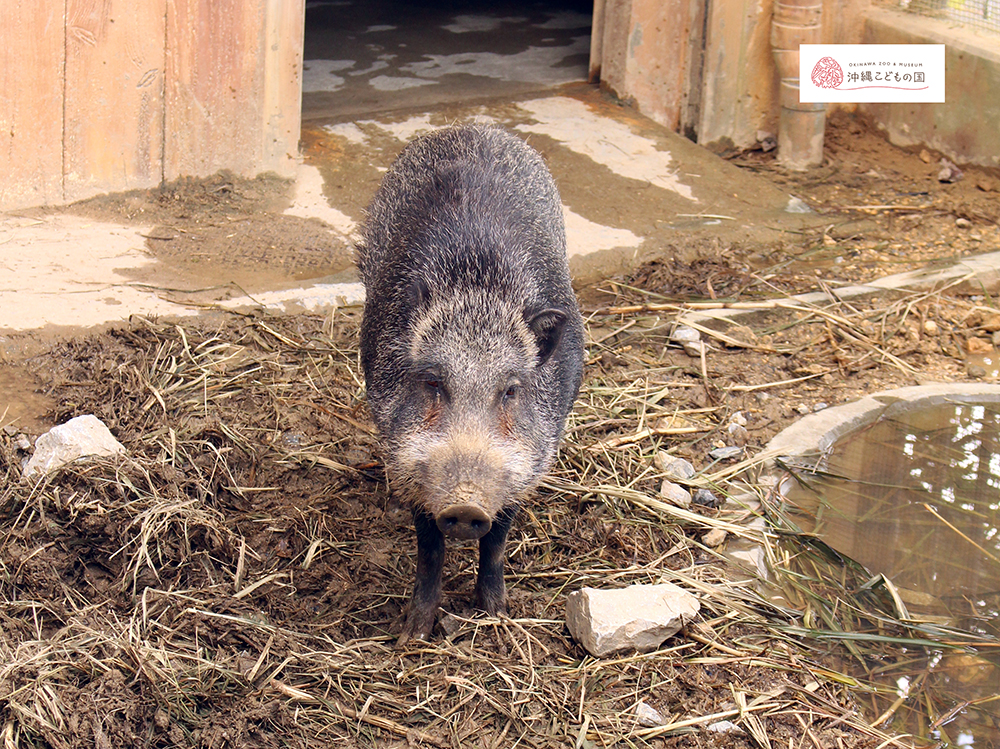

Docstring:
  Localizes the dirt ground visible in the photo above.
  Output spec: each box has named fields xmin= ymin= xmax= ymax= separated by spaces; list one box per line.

xmin=1 ymin=111 xmax=999 ymax=748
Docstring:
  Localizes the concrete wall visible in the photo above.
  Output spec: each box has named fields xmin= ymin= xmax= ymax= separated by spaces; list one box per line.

xmin=0 ymin=0 xmax=304 ymax=211
xmin=860 ymin=8 xmax=1000 ymax=168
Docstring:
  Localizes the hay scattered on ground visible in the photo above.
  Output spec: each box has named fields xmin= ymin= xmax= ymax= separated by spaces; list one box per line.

xmin=0 ymin=276 xmax=990 ymax=748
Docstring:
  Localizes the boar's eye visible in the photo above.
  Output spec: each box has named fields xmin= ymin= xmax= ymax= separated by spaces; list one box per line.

xmin=414 ymin=365 xmax=446 ymax=399
xmin=502 ymin=384 xmax=520 ymax=404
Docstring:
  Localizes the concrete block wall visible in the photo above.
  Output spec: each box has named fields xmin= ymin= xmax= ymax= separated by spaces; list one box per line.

xmin=860 ymin=8 xmax=1000 ymax=168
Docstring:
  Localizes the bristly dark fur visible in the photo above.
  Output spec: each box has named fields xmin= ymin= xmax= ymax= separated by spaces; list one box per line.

xmin=356 ymin=123 xmax=584 ymax=640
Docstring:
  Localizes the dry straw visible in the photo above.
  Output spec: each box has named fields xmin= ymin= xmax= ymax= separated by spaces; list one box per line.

xmin=0 ymin=279 xmax=986 ymax=747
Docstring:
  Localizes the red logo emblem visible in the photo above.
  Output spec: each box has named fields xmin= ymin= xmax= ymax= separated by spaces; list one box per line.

xmin=811 ymin=57 xmax=844 ymax=89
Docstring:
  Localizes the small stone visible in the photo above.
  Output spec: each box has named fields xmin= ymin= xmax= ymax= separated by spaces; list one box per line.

xmin=439 ymin=613 xmax=462 ymax=637
xmin=967 ymin=363 xmax=988 ymax=378
xmin=659 ymin=480 xmax=692 ymax=508
xmin=708 ymin=720 xmax=743 ymax=734
xmin=967 ymin=337 xmax=994 ymax=354
xmin=919 ymin=149 xmax=932 ymax=163
xmin=813 ymin=402 xmax=828 ymax=412
xmin=565 ymin=583 xmax=700 ymax=657
xmin=822 ymin=234 xmax=836 ymax=247
xmin=701 ymin=528 xmax=727 ymax=547
xmin=670 ymin=325 xmax=701 ymax=344
xmin=708 ymin=446 xmax=743 ymax=461
xmin=729 ymin=411 xmax=747 ymax=428
xmin=976 ymin=176 xmax=997 ymax=192
xmin=154 ymin=709 xmax=171 ymax=731
xmin=955 ymin=217 xmax=972 ymax=229
xmin=992 ymin=331 xmax=1000 ymax=348
xmin=730 ymin=546 xmax=768 ymax=578
xmin=653 ymin=452 xmax=696 ymax=481
xmin=785 ymin=196 xmax=812 ymax=214
xmin=23 ymin=415 xmax=126 ymax=481
xmin=923 ymin=320 xmax=939 ymax=336
xmin=692 ymin=488 xmax=723 ymax=508
xmin=727 ymin=423 xmax=749 ymax=445
xmin=726 ymin=492 xmax=761 ymax=512
xmin=795 ymin=403 xmax=811 ymax=415
xmin=15 ymin=434 xmax=31 ymax=451
xmin=981 ymin=313 xmax=1000 ymax=332
xmin=938 ymin=158 xmax=963 ymax=183
xmin=682 ymin=340 xmax=706 ymax=357
xmin=635 ymin=701 xmax=667 ymax=727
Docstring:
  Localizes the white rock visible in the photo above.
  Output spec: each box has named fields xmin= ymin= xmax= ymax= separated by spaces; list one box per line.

xmin=659 ymin=479 xmax=692 ymax=508
xmin=23 ymin=415 xmax=126 ymax=480
xmin=670 ymin=325 xmax=701 ymax=344
xmin=682 ymin=340 xmax=706 ymax=357
xmin=730 ymin=546 xmax=768 ymax=579
xmin=653 ymin=452 xmax=696 ymax=480
xmin=635 ymin=701 xmax=667 ymax=727
xmin=707 ymin=720 xmax=743 ymax=733
xmin=566 ymin=583 xmax=700 ymax=657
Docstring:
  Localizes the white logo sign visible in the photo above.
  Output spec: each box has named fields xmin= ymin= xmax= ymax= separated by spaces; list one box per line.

xmin=799 ymin=44 xmax=945 ymax=103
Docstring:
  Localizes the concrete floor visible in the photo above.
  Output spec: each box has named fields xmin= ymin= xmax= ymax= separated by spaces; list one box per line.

xmin=0 ymin=0 xmax=825 ymax=334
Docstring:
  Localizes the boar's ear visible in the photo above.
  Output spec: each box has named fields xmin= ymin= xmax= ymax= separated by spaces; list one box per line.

xmin=527 ymin=308 xmax=568 ymax=367
xmin=405 ymin=278 xmax=431 ymax=310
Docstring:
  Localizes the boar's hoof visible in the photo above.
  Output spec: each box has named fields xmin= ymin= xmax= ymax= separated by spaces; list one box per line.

xmin=437 ymin=504 xmax=492 ymax=540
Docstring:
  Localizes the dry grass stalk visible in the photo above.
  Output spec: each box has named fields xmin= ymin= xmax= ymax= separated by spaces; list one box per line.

xmin=2 ymin=284 xmax=974 ymax=747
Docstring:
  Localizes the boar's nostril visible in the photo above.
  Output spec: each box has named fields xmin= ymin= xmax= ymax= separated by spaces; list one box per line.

xmin=437 ymin=503 xmax=492 ymax=540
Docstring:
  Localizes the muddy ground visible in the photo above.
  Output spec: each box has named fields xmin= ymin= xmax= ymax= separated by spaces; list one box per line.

xmin=1 ymin=111 xmax=999 ymax=748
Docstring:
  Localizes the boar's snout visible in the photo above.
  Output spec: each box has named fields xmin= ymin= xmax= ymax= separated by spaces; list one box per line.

xmin=436 ymin=502 xmax=492 ymax=540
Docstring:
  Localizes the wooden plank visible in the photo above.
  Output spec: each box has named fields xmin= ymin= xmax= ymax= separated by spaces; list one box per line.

xmin=596 ymin=0 xmax=696 ymax=133
xmin=164 ymin=0 xmax=267 ymax=180
xmin=0 ymin=1 xmax=66 ymax=209
xmin=697 ymin=0 xmax=778 ymax=149
xmin=261 ymin=0 xmax=304 ymax=177
xmin=63 ymin=0 xmax=166 ymax=202
xmin=626 ymin=0 xmax=695 ymax=131
xmin=590 ymin=0 xmax=606 ymax=84
xmin=598 ymin=0 xmax=632 ymax=102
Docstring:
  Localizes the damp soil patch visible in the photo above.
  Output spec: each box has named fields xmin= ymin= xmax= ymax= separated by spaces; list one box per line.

xmin=61 ymin=171 xmax=355 ymax=293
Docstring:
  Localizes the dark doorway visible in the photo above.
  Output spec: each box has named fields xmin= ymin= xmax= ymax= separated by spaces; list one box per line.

xmin=302 ymin=0 xmax=593 ymax=122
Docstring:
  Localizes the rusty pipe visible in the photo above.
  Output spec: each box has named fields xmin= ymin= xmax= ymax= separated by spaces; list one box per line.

xmin=771 ymin=0 xmax=826 ymax=170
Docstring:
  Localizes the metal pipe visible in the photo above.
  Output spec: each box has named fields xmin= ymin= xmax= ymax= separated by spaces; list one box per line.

xmin=771 ymin=0 xmax=826 ymax=170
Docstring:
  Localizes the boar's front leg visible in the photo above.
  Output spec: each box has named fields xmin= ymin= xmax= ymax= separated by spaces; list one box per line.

xmin=475 ymin=506 xmax=519 ymax=616
xmin=402 ymin=508 xmax=445 ymax=642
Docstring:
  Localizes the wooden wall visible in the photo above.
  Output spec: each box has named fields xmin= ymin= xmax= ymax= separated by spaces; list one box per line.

xmin=0 ymin=0 xmax=304 ymax=211
xmin=592 ymin=0 xmax=705 ymax=136
xmin=590 ymin=0 xmax=870 ymax=149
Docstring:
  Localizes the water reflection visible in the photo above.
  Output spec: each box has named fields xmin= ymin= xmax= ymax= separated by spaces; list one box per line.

xmin=782 ymin=401 xmax=1000 ymax=745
